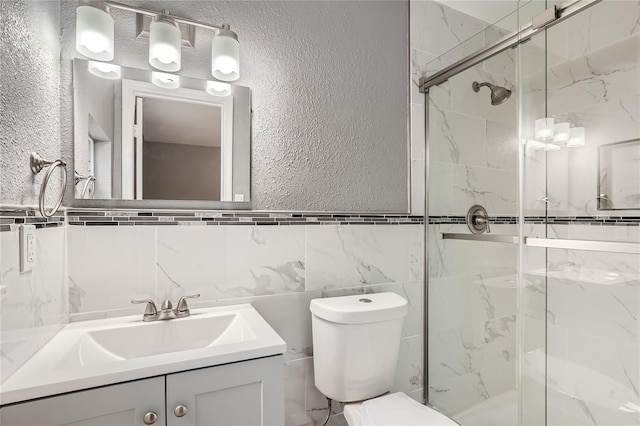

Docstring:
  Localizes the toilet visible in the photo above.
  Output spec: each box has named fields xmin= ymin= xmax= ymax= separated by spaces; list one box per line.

xmin=310 ymin=292 xmax=458 ymax=426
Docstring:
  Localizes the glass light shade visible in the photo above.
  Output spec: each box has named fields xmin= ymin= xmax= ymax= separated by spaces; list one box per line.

xmin=567 ymin=127 xmax=586 ymax=147
xmin=88 ymin=61 xmax=121 ymax=79
xmin=553 ymin=122 xmax=571 ymax=143
xmin=149 ymin=18 xmax=181 ymax=72
xmin=211 ymin=32 xmax=239 ymax=81
xmin=76 ymin=6 xmax=114 ymax=61
xmin=535 ymin=117 xmax=555 ymax=141
xmin=151 ymin=72 xmax=180 ymax=89
xmin=207 ymin=81 xmax=231 ymax=97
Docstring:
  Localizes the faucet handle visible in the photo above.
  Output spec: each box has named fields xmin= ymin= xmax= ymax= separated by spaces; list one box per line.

xmin=131 ymin=299 xmax=158 ymax=317
xmin=160 ymin=299 xmax=173 ymax=311
xmin=176 ymin=294 xmax=201 ymax=315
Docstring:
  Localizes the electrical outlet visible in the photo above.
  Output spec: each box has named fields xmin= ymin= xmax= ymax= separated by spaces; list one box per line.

xmin=19 ymin=224 xmax=36 ymax=273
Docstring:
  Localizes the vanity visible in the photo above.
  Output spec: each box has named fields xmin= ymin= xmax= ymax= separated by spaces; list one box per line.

xmin=0 ymin=304 xmax=286 ymax=425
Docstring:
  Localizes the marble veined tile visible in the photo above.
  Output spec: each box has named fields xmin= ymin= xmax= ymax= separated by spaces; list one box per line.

xmin=158 ymin=225 xmax=306 ymax=301
xmin=223 ymin=226 xmax=306 ymax=297
xmin=68 ymin=225 xmax=156 ymax=313
xmin=486 ymin=121 xmax=517 ymax=171
xmin=567 ymin=1 xmax=640 ymax=58
xmin=548 ymin=35 xmax=639 ymax=116
xmin=450 ymin=67 xmax=517 ymax=127
xmin=305 ymin=225 xmax=419 ymax=291
xmin=452 ymin=165 xmax=517 ymax=216
xmin=156 ymin=226 xmax=228 ymax=302
xmin=410 ymin=1 xmax=484 ymax=63
xmin=429 ymin=109 xmax=487 ymax=166
xmin=394 ymin=335 xmax=423 ymax=395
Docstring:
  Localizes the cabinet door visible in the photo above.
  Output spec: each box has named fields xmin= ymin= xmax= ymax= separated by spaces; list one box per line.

xmin=1 ymin=377 xmax=165 ymax=426
xmin=166 ymin=355 xmax=284 ymax=426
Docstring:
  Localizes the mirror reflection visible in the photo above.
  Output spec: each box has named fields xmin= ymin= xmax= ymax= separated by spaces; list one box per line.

xmin=72 ymin=58 xmax=250 ymax=205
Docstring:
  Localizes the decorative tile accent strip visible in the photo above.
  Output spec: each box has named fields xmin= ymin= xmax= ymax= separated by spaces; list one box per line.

xmin=65 ymin=210 xmax=425 ymax=227
xmin=0 ymin=210 xmax=65 ymax=232
xmin=428 ymin=215 xmax=640 ymax=226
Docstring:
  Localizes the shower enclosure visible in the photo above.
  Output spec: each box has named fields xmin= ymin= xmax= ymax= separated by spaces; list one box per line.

xmin=421 ymin=1 xmax=640 ymax=425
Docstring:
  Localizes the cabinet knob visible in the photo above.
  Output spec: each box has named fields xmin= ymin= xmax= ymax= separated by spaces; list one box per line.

xmin=143 ymin=411 xmax=158 ymax=425
xmin=174 ymin=404 xmax=188 ymax=417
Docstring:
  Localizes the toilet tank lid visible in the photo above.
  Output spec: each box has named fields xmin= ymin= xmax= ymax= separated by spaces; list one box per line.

xmin=310 ymin=292 xmax=408 ymax=324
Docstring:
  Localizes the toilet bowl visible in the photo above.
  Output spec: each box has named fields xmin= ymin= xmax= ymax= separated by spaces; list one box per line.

xmin=343 ymin=392 xmax=458 ymax=426
xmin=310 ymin=293 xmax=458 ymax=426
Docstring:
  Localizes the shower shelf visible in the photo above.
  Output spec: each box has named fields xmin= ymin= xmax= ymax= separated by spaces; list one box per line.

xmin=439 ymin=233 xmax=640 ymax=254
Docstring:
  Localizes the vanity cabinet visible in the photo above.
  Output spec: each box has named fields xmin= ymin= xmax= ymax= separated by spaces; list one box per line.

xmin=0 ymin=356 xmax=283 ymax=426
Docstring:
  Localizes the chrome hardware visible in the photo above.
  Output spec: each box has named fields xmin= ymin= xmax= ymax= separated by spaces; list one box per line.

xmin=158 ymin=299 xmax=177 ymax=320
xmin=440 ymin=233 xmax=519 ymax=244
xmin=176 ymin=294 xmax=200 ymax=318
xmin=132 ymin=296 xmax=201 ymax=322
xmin=466 ymin=205 xmax=491 ymax=234
xmin=532 ymin=5 xmax=558 ymax=30
xmin=131 ymin=299 xmax=158 ymax=322
xmin=29 ymin=152 xmax=67 ymax=218
xmin=174 ymin=405 xmax=188 ymax=417
xmin=143 ymin=411 xmax=158 ymax=425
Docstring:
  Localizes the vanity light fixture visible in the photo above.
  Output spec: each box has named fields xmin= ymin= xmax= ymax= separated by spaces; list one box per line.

xmin=76 ymin=1 xmax=242 ymax=82
xmin=152 ymin=71 xmax=180 ymax=89
xmin=553 ymin=122 xmax=571 ymax=143
xmin=149 ymin=12 xmax=182 ymax=72
xmin=535 ymin=117 xmax=555 ymax=141
xmin=75 ymin=3 xmax=115 ymax=61
xmin=88 ymin=61 xmax=121 ymax=79
xmin=207 ymin=81 xmax=231 ymax=96
xmin=211 ymin=25 xmax=240 ymax=81
xmin=567 ymin=127 xmax=586 ymax=147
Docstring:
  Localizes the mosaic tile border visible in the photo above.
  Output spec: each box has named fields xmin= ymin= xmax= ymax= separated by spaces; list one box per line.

xmin=64 ymin=210 xmax=425 ymax=227
xmin=429 ymin=215 xmax=640 ymax=226
xmin=0 ymin=211 xmax=65 ymax=232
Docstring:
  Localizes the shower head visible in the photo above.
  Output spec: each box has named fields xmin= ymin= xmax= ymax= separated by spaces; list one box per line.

xmin=472 ymin=81 xmax=512 ymax=106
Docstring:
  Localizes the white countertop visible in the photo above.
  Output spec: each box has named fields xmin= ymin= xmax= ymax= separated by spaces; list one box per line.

xmin=1 ymin=304 xmax=286 ymax=405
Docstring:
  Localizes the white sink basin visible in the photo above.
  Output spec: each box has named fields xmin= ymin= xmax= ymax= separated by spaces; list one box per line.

xmin=1 ymin=304 xmax=285 ymax=405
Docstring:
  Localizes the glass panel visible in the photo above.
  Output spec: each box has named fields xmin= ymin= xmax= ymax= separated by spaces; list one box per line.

xmin=521 ymin=2 xmax=640 ymax=426
xmin=427 ymin=43 xmax=518 ymax=425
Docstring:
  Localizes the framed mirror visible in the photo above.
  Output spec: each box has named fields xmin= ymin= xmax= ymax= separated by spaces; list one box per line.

xmin=70 ymin=58 xmax=251 ymax=209
xmin=598 ymin=138 xmax=640 ymax=210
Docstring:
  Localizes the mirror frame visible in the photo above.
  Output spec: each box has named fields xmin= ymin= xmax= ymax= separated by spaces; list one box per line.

xmin=65 ymin=59 xmax=252 ymax=210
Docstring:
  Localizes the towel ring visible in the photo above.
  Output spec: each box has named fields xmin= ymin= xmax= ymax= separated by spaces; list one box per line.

xmin=74 ymin=171 xmax=96 ymax=199
xmin=30 ymin=152 xmax=67 ymax=217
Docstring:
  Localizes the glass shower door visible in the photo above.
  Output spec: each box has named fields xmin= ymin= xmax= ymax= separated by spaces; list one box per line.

xmin=520 ymin=1 xmax=640 ymax=424
xmin=425 ymin=41 xmax=520 ymax=425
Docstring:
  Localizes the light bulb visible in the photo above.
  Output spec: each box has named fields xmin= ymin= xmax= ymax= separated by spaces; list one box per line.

xmin=76 ymin=5 xmax=114 ymax=61
xmin=149 ymin=16 xmax=181 ymax=72
xmin=211 ymin=27 xmax=239 ymax=81
xmin=567 ymin=127 xmax=586 ymax=147
xmin=535 ymin=117 xmax=555 ymax=141
xmin=553 ymin=122 xmax=571 ymax=143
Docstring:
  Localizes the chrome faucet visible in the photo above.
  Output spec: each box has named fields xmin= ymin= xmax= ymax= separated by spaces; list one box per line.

xmin=131 ymin=294 xmax=200 ymax=322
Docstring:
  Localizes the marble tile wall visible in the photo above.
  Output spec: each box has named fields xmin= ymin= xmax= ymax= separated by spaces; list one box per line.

xmin=522 ymin=1 xmax=640 ymax=218
xmin=427 ymin=223 xmax=518 ymax=419
xmin=67 ymin=221 xmax=424 ymax=426
xmin=409 ymin=1 xmax=518 ymax=216
xmin=0 ymin=222 xmax=67 ymax=383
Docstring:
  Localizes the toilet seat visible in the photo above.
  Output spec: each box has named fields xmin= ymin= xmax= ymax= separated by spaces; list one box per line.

xmin=343 ymin=392 xmax=458 ymax=426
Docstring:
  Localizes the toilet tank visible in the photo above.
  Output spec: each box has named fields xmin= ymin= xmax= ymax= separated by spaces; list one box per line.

xmin=310 ymin=293 xmax=408 ymax=402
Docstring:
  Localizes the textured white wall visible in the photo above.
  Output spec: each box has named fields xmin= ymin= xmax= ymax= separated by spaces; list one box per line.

xmin=60 ymin=1 xmax=409 ymax=212
xmin=1 ymin=0 xmax=62 ymax=207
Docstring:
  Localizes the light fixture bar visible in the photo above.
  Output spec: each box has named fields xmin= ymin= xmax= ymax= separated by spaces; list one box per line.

xmin=104 ymin=1 xmax=226 ymax=31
